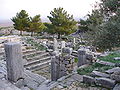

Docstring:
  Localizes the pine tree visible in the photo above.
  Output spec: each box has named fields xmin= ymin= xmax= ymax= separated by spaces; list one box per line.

xmin=47 ymin=7 xmax=77 ymax=39
xmin=29 ymin=15 xmax=45 ymax=36
xmin=11 ymin=10 xmax=30 ymax=35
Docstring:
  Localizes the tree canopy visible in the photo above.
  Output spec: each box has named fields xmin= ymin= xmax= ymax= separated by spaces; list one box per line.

xmin=28 ymin=15 xmax=45 ymax=36
xmin=11 ymin=10 xmax=30 ymax=35
xmin=47 ymin=7 xmax=77 ymax=38
xmin=83 ymin=0 xmax=120 ymax=51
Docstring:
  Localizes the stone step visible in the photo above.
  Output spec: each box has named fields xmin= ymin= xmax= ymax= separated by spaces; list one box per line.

xmin=96 ymin=77 xmax=116 ymax=89
xmin=0 ymin=80 xmax=21 ymax=90
xmin=105 ymin=67 xmax=120 ymax=74
xmin=0 ymin=48 xmax=36 ymax=56
xmin=26 ymin=52 xmax=50 ymax=61
xmin=90 ymin=71 xmax=110 ymax=78
xmin=22 ymin=49 xmax=36 ymax=54
xmin=71 ymin=53 xmax=77 ymax=57
xmin=26 ymin=60 xmax=51 ymax=71
xmin=23 ymin=70 xmax=46 ymax=89
xmin=31 ymin=64 xmax=50 ymax=72
xmin=71 ymin=50 xmax=78 ymax=57
xmin=97 ymin=60 xmax=115 ymax=66
xmin=23 ymin=50 xmax=45 ymax=58
xmin=25 ymin=56 xmax=51 ymax=67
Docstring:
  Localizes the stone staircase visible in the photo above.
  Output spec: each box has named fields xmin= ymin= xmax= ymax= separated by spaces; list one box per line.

xmin=71 ymin=50 xmax=78 ymax=58
xmin=23 ymin=49 xmax=51 ymax=71
xmin=23 ymin=48 xmax=51 ymax=79
xmin=0 ymin=46 xmax=51 ymax=78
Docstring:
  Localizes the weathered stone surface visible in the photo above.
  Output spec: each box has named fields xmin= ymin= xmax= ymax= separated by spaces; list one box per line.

xmin=36 ymin=84 xmax=50 ymax=90
xmin=15 ymin=79 xmax=24 ymax=88
xmin=113 ymin=84 xmax=120 ymax=90
xmin=105 ymin=67 xmax=120 ymax=74
xmin=70 ymin=74 xmax=83 ymax=82
xmin=23 ymin=77 xmax=39 ymax=90
xmin=51 ymin=51 xmax=59 ymax=56
xmin=62 ymin=47 xmax=73 ymax=55
xmin=114 ymin=57 xmax=120 ymax=60
xmin=115 ymin=63 xmax=120 ymax=67
xmin=51 ymin=56 xmax=60 ymax=81
xmin=53 ymin=38 xmax=58 ymax=51
xmin=23 ymin=70 xmax=46 ymax=89
xmin=90 ymin=71 xmax=110 ymax=78
xmin=20 ymin=86 xmax=30 ymax=90
xmin=111 ymin=71 xmax=120 ymax=82
xmin=61 ymin=41 xmax=65 ymax=49
xmin=83 ymin=75 xmax=95 ymax=85
xmin=0 ymin=80 xmax=21 ymax=90
xmin=36 ymin=81 xmax=58 ymax=90
xmin=77 ymin=49 xmax=86 ymax=67
xmin=24 ymin=70 xmax=46 ymax=84
xmin=0 ymin=73 xmax=5 ymax=79
xmin=73 ymin=38 xmax=76 ymax=44
xmin=4 ymin=43 xmax=24 ymax=82
xmin=111 ymin=74 xmax=120 ymax=82
xmin=97 ymin=61 xmax=115 ymax=66
xmin=86 ymin=53 xmax=94 ymax=60
xmin=96 ymin=77 xmax=116 ymax=89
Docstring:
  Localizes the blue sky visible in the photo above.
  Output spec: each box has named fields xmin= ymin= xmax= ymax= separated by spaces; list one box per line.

xmin=0 ymin=0 xmax=100 ymax=22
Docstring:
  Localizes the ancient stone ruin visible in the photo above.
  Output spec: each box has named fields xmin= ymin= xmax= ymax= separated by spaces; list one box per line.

xmin=0 ymin=36 xmax=120 ymax=90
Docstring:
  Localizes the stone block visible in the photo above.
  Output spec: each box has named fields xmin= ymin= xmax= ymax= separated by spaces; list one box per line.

xmin=23 ymin=77 xmax=39 ymax=90
xmin=71 ymin=74 xmax=83 ymax=82
xmin=20 ymin=86 xmax=30 ymax=90
xmin=105 ymin=67 xmax=120 ymax=74
xmin=78 ymin=49 xmax=86 ymax=55
xmin=15 ymin=79 xmax=24 ymax=88
xmin=96 ymin=77 xmax=116 ymax=89
xmin=4 ymin=43 xmax=24 ymax=82
xmin=113 ymin=84 xmax=120 ymax=90
xmin=114 ymin=57 xmax=120 ymax=60
xmin=90 ymin=71 xmax=110 ymax=78
xmin=77 ymin=49 xmax=87 ymax=67
xmin=111 ymin=74 xmax=120 ymax=82
xmin=53 ymin=38 xmax=58 ymax=51
xmin=83 ymin=75 xmax=95 ymax=85
xmin=111 ymin=71 xmax=120 ymax=82
xmin=62 ymin=47 xmax=73 ymax=55
xmin=61 ymin=41 xmax=65 ymax=49
xmin=51 ymin=56 xmax=60 ymax=81
xmin=97 ymin=61 xmax=115 ymax=66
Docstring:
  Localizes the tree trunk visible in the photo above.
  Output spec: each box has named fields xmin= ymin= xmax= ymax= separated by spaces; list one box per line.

xmin=20 ymin=31 xmax=22 ymax=35
xmin=58 ymin=33 xmax=61 ymax=39
xmin=31 ymin=32 xmax=33 ymax=36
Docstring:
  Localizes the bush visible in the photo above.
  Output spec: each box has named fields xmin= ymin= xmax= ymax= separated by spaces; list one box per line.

xmin=99 ymin=52 xmax=120 ymax=63
xmin=77 ymin=63 xmax=114 ymax=75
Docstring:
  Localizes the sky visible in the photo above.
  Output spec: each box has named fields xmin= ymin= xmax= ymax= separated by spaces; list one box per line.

xmin=0 ymin=0 xmax=100 ymax=23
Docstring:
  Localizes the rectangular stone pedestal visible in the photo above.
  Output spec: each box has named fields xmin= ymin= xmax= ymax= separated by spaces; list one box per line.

xmin=4 ymin=43 xmax=24 ymax=82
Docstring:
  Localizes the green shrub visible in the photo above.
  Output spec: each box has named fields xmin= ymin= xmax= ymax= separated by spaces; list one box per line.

xmin=74 ymin=58 xmax=78 ymax=63
xmin=77 ymin=63 xmax=114 ymax=75
xmin=99 ymin=52 xmax=120 ymax=63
